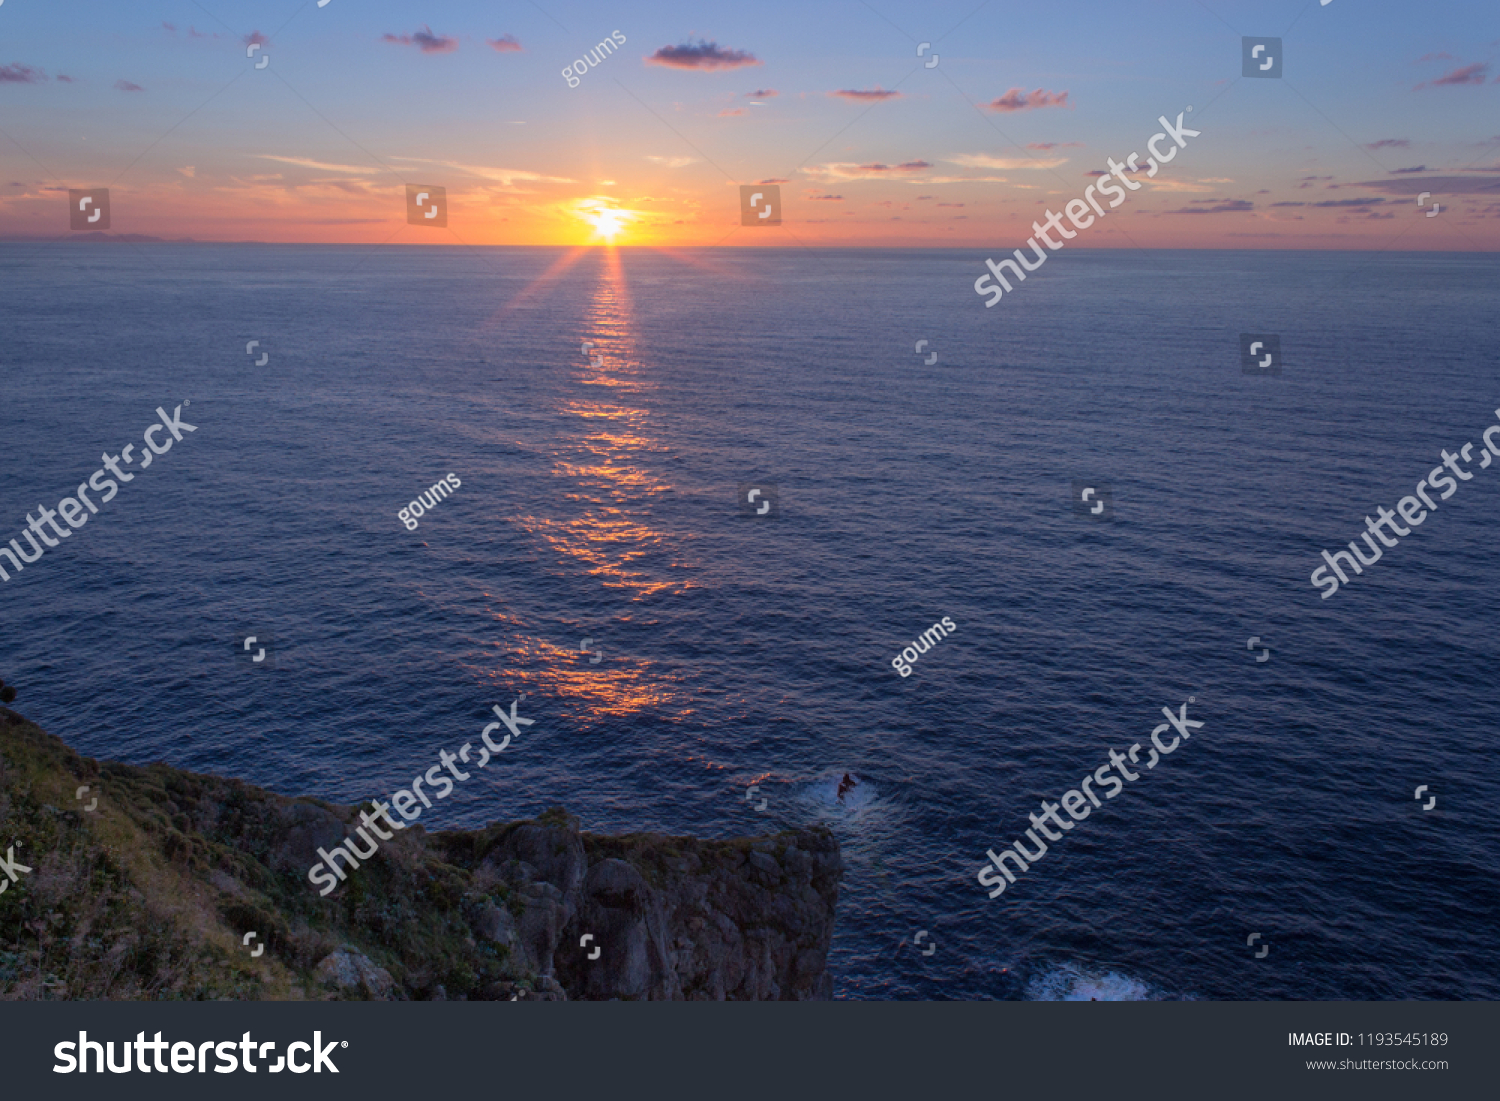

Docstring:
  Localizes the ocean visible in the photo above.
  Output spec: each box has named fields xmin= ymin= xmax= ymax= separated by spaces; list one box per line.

xmin=2 ymin=243 xmax=1497 ymax=1000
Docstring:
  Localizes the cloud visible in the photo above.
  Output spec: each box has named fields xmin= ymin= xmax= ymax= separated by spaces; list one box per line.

xmin=830 ymin=88 xmax=901 ymax=102
xmin=245 ymin=31 xmax=268 ymax=47
xmin=1310 ymin=197 xmax=1387 ymax=206
xmin=1417 ymin=62 xmax=1488 ymax=88
xmin=255 ymin=155 xmax=375 ymax=174
xmin=645 ymin=156 xmax=695 ymax=168
xmin=937 ymin=202 xmax=964 ymax=207
xmin=1141 ymin=177 xmax=1218 ymax=193
xmin=747 ymin=89 xmax=777 ymax=98
xmin=719 ymin=108 xmax=747 ymax=116
xmin=1163 ymin=199 xmax=1254 ymax=214
xmin=803 ymin=162 xmax=930 ymax=182
xmin=1390 ymin=165 xmax=1428 ymax=174
xmin=388 ymin=156 xmax=573 ymax=187
xmin=984 ymin=87 xmax=1071 ymax=113
xmin=756 ymin=177 xmax=788 ymax=184
xmin=1366 ymin=138 xmax=1410 ymax=149
xmin=0 ymin=64 xmax=46 ymax=84
xmin=805 ymin=194 xmax=843 ymax=200
xmin=115 ymin=79 xmax=145 ymax=92
xmin=646 ymin=40 xmax=759 ymax=70
xmin=162 ymin=22 xmax=176 ymax=33
xmin=1355 ymin=175 xmax=1500 ymax=195
xmin=1027 ymin=142 xmax=1083 ymax=150
xmin=948 ymin=153 xmax=1067 ymax=170
xmin=488 ymin=35 xmax=522 ymax=53
xmin=1418 ymin=52 xmax=1456 ymax=62
xmin=383 ymin=26 xmax=458 ymax=54
xmin=177 ymin=166 xmax=195 ymax=178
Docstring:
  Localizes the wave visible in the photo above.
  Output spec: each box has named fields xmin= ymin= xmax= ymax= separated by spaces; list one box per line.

xmin=1024 ymin=962 xmax=1170 ymax=1001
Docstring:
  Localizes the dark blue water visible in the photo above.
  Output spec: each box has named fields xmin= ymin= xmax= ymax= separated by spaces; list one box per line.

xmin=2 ymin=244 xmax=1497 ymax=1000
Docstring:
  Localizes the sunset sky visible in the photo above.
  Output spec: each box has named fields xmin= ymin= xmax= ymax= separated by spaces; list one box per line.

xmin=2 ymin=0 xmax=1497 ymax=248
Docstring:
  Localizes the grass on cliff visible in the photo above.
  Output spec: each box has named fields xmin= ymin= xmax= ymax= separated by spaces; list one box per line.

xmin=0 ymin=712 xmax=533 ymax=1000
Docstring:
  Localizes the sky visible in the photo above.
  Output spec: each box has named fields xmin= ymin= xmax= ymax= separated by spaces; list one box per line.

xmin=1 ymin=0 xmax=1498 ymax=248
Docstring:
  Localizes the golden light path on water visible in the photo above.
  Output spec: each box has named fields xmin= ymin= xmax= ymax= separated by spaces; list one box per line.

xmin=491 ymin=247 xmax=697 ymax=720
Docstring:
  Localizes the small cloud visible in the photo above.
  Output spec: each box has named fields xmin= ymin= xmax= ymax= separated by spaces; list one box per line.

xmin=806 ymin=194 xmax=843 ymax=200
xmin=115 ymin=79 xmax=145 ymax=92
xmin=646 ymin=40 xmax=759 ymax=70
xmin=645 ymin=155 xmax=695 ymax=168
xmin=488 ymin=35 xmax=522 ymax=53
xmin=1418 ymin=52 xmax=1456 ymax=62
xmin=830 ymin=88 xmax=902 ymax=102
xmin=177 ymin=166 xmax=196 ymax=178
xmin=188 ymin=26 xmax=212 ymax=39
xmin=162 ymin=22 xmax=177 ymax=33
xmin=1417 ymin=62 xmax=1488 ymax=88
xmin=984 ymin=87 xmax=1071 ymax=113
xmin=1311 ymin=197 xmax=1387 ymax=207
xmin=1365 ymin=138 xmax=1410 ymax=149
xmin=747 ymin=89 xmax=777 ymax=98
xmin=1026 ymin=141 xmax=1083 ymax=149
xmin=949 ymin=153 xmax=1067 ymax=170
xmin=1163 ymin=199 xmax=1255 ymax=214
xmin=914 ymin=195 xmax=934 ymax=200
xmin=1390 ymin=165 xmax=1428 ymax=174
xmin=1085 ymin=169 xmax=1108 ymax=177
xmin=719 ymin=107 xmax=747 ymax=116
xmin=1270 ymin=201 xmax=1306 ymax=207
xmin=383 ymin=26 xmax=458 ymax=54
xmin=245 ymin=31 xmax=269 ymax=47
xmin=936 ymin=202 xmax=964 ymax=207
xmin=757 ymin=177 xmax=788 ymax=184
xmin=55 ymin=74 xmax=75 ymax=83
xmin=0 ymin=64 xmax=46 ymax=84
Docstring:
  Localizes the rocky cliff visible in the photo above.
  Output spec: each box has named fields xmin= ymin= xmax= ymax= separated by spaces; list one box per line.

xmin=0 ymin=708 xmax=842 ymax=1000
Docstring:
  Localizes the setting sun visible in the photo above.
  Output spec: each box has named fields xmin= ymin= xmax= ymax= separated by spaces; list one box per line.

xmin=578 ymin=200 xmax=630 ymax=243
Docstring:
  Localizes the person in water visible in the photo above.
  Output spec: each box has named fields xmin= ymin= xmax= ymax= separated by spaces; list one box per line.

xmin=837 ymin=773 xmax=858 ymax=801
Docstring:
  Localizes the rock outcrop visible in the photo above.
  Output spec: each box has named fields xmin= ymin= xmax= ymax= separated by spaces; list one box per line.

xmin=0 ymin=708 xmax=842 ymax=1000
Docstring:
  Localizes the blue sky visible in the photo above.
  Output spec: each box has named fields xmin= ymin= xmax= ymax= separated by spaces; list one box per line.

xmin=1 ymin=0 xmax=1496 ymax=245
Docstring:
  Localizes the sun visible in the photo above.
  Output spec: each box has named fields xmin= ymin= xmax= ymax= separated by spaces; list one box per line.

xmin=590 ymin=208 xmax=627 ymax=241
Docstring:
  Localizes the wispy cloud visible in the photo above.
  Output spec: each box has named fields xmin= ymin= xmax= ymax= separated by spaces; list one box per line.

xmin=0 ymin=64 xmax=46 ymax=84
xmin=646 ymin=40 xmax=759 ymax=70
xmin=719 ymin=107 xmax=747 ymax=116
xmin=645 ymin=156 xmax=695 ymax=168
xmin=1027 ymin=141 xmax=1083 ymax=150
xmin=747 ymin=89 xmax=777 ymax=98
xmin=487 ymin=35 xmax=522 ymax=53
xmin=1416 ymin=62 xmax=1488 ymax=88
xmin=1365 ymin=138 xmax=1410 ymax=149
xmin=830 ymin=88 xmax=901 ymax=102
xmin=984 ymin=87 xmax=1071 ymax=113
xmin=1356 ymin=175 xmax=1500 ymax=195
xmin=255 ymin=155 xmax=375 ymax=174
xmin=115 ymin=79 xmax=145 ymax=92
xmin=245 ymin=31 xmax=269 ymax=47
xmin=383 ymin=26 xmax=458 ymax=54
xmin=1163 ymin=199 xmax=1254 ymax=214
xmin=388 ymin=156 xmax=573 ymax=187
xmin=948 ymin=153 xmax=1067 ymax=170
xmin=804 ymin=161 xmax=932 ymax=181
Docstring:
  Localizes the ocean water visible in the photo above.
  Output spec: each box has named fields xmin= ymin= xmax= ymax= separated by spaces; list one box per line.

xmin=2 ymin=243 xmax=1497 ymax=1001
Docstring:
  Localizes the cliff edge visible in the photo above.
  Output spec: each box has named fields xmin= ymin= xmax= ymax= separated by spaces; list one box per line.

xmin=0 ymin=708 xmax=842 ymax=1000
